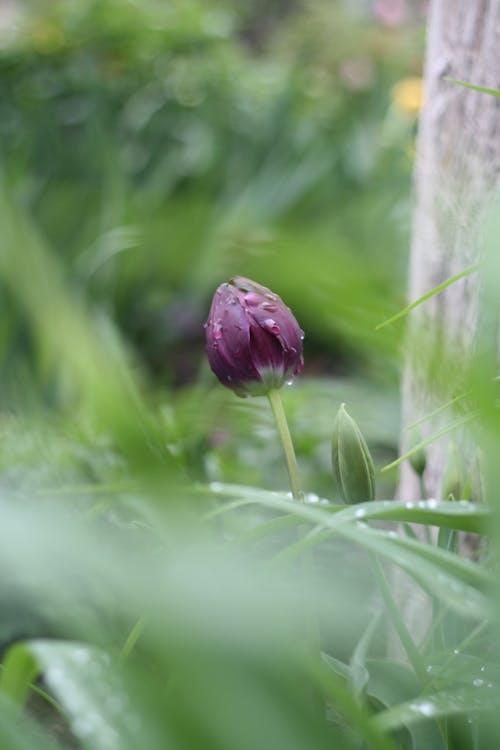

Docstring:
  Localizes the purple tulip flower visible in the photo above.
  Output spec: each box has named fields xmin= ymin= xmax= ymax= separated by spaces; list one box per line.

xmin=205 ymin=276 xmax=304 ymax=396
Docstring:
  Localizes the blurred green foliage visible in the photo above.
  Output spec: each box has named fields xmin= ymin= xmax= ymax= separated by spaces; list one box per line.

xmin=0 ymin=0 xmax=421 ymax=394
xmin=5 ymin=4 xmax=497 ymax=750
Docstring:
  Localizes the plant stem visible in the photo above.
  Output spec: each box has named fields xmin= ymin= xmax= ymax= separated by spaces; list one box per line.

xmin=267 ymin=387 xmax=322 ymax=713
xmin=267 ymin=389 xmax=302 ymax=502
xmin=119 ymin=616 xmax=145 ymax=663
xmin=419 ymin=475 xmax=427 ymax=501
xmin=419 ymin=476 xmax=432 ymax=545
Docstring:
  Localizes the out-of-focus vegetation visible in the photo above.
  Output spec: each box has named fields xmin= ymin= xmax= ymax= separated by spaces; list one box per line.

xmin=1 ymin=0 xmax=422 ymax=384
xmin=0 ymin=0 xmax=424 ymax=493
xmin=7 ymin=3 xmax=500 ymax=750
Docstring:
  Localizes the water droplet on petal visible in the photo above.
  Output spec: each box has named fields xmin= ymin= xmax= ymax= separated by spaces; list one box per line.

xmin=213 ymin=321 xmax=223 ymax=340
xmin=261 ymin=302 xmax=278 ymax=312
xmin=244 ymin=292 xmax=261 ymax=307
xmin=263 ymin=318 xmax=281 ymax=335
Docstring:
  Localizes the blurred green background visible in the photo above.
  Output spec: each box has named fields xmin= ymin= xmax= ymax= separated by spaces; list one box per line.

xmin=3 ymin=5 xmax=499 ymax=750
xmin=0 ymin=0 xmax=424 ymax=498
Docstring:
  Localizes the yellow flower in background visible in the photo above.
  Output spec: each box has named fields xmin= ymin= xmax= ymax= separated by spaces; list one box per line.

xmin=391 ymin=76 xmax=424 ymax=116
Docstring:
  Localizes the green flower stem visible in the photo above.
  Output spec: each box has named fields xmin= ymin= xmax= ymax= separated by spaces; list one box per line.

xmin=419 ymin=476 xmax=426 ymax=501
xmin=419 ymin=477 xmax=432 ymax=545
xmin=267 ymin=387 xmax=321 ymax=714
xmin=267 ymin=389 xmax=303 ymax=502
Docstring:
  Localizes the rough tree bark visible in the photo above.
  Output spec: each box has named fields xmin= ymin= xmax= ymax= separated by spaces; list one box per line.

xmin=395 ymin=1 xmax=500 ymax=642
xmin=398 ymin=0 xmax=500 ymax=505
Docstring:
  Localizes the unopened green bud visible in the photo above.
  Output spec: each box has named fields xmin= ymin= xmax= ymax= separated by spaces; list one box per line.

xmin=408 ymin=429 xmax=426 ymax=478
xmin=332 ymin=404 xmax=376 ymax=504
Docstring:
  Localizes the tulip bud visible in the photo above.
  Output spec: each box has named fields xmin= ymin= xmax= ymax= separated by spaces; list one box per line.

xmin=205 ymin=276 xmax=304 ymax=397
xmin=332 ymin=404 xmax=375 ymax=504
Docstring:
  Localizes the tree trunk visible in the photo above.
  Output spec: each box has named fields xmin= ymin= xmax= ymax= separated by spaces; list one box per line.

xmin=398 ymin=0 xmax=500 ymax=505
xmin=394 ymin=0 xmax=500 ymax=645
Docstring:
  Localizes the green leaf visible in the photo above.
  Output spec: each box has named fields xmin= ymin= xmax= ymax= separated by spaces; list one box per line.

xmin=232 ymin=513 xmax=303 ymax=543
xmin=0 ymin=694 xmax=63 ymax=750
xmin=336 ymin=525 xmax=491 ymax=620
xmin=365 ymin=661 xmax=445 ymax=750
xmin=349 ymin=613 xmax=381 ymax=697
xmin=306 ymin=657 xmax=400 ymax=750
xmin=322 ymin=653 xmax=353 ymax=681
xmin=331 ymin=498 xmax=489 ymax=534
xmin=403 ymin=392 xmax=469 ymax=432
xmin=205 ymin=485 xmax=492 ymax=617
xmin=0 ymin=644 xmax=39 ymax=710
xmin=425 ymin=652 xmax=500 ymax=692
xmin=23 ymin=640 xmax=143 ymax=750
xmin=381 ymin=411 xmax=479 ymax=473
xmin=373 ymin=686 xmax=500 ymax=732
xmin=372 ymin=556 xmax=428 ymax=684
xmin=444 ymin=78 xmax=500 ymax=98
xmin=206 ymin=483 xmax=490 ymax=534
xmin=375 ymin=264 xmax=480 ymax=330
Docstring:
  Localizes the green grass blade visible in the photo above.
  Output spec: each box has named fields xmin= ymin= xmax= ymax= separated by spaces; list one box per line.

xmin=381 ymin=411 xmax=479 ymax=473
xmin=305 ymin=657 xmax=400 ymax=750
xmin=206 ymin=485 xmax=490 ymax=534
xmin=349 ymin=611 xmax=381 ymax=697
xmin=205 ymin=485 xmax=492 ymax=618
xmin=373 ymin=686 xmax=500 ymax=732
xmin=372 ymin=556 xmax=428 ymax=684
xmin=403 ymin=392 xmax=469 ymax=432
xmin=375 ymin=264 xmax=480 ymax=330
xmin=444 ymin=78 xmax=500 ymax=98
